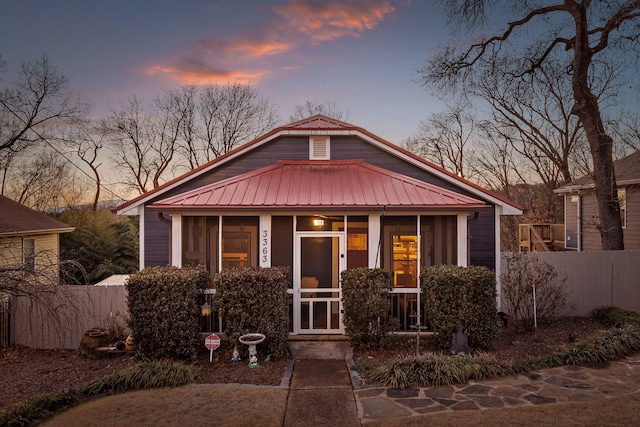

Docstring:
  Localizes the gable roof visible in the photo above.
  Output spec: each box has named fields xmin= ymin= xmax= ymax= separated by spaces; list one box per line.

xmin=555 ymin=150 xmax=640 ymax=193
xmin=117 ymin=115 xmax=522 ymax=215
xmin=0 ymin=195 xmax=74 ymax=237
xmin=150 ymin=160 xmax=488 ymax=212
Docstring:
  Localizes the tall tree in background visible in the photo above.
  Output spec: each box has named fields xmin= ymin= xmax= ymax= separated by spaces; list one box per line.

xmin=196 ymin=83 xmax=280 ymax=162
xmin=404 ymin=100 xmax=479 ymax=180
xmin=0 ymin=55 xmax=87 ymax=199
xmin=421 ymin=0 xmax=640 ymax=250
xmin=100 ymin=94 xmax=188 ymax=195
xmin=288 ymin=100 xmax=351 ymax=123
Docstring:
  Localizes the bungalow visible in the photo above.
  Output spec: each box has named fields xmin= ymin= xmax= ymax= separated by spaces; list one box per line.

xmin=0 ymin=195 xmax=74 ymax=282
xmin=116 ymin=116 xmax=522 ymax=334
xmin=555 ymin=150 xmax=640 ymax=251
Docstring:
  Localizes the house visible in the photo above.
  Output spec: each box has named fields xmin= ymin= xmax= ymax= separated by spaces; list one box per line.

xmin=116 ymin=115 xmax=522 ymax=334
xmin=555 ymin=150 xmax=640 ymax=251
xmin=0 ymin=195 xmax=74 ymax=282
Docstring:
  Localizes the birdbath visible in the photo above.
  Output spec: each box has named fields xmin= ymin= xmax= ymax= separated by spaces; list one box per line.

xmin=239 ymin=333 xmax=266 ymax=368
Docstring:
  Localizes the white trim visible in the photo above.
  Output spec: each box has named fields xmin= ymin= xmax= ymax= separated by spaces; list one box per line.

xmin=171 ymin=213 xmax=182 ymax=267
xmin=457 ymin=214 xmax=468 ymax=267
xmin=138 ymin=205 xmax=145 ymax=269
xmin=368 ymin=214 xmax=382 ymax=268
xmin=494 ymin=206 xmax=502 ymax=311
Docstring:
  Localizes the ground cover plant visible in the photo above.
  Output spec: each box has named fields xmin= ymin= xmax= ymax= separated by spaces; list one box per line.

xmin=0 ymin=360 xmax=196 ymax=426
xmin=368 ymin=307 xmax=640 ymax=389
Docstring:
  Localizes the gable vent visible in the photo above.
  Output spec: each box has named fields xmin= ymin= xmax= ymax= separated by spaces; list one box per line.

xmin=309 ymin=136 xmax=330 ymax=160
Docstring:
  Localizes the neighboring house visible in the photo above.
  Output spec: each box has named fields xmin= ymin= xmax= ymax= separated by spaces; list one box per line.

xmin=117 ymin=115 xmax=522 ymax=334
xmin=555 ymin=150 xmax=640 ymax=251
xmin=0 ymin=195 xmax=74 ymax=282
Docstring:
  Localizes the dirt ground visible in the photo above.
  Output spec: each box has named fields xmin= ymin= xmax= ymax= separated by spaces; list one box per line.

xmin=0 ymin=316 xmax=606 ymax=412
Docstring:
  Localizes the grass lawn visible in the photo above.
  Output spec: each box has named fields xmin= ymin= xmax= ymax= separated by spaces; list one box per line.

xmin=41 ymin=385 xmax=289 ymax=427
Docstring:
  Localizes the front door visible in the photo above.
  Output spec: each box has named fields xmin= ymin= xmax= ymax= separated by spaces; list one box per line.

xmin=295 ymin=233 xmax=345 ymax=334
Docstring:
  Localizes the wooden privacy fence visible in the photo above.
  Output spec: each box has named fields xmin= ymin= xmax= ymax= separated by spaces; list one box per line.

xmin=500 ymin=250 xmax=640 ymax=317
xmin=11 ymin=285 xmax=128 ymax=350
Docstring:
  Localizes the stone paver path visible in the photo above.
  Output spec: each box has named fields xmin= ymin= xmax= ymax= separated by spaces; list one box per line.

xmin=356 ymin=353 xmax=640 ymax=423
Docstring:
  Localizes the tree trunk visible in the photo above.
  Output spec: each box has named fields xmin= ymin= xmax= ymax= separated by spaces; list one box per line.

xmin=570 ymin=3 xmax=624 ymax=250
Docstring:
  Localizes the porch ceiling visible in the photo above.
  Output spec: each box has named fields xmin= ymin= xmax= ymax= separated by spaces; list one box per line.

xmin=151 ymin=160 xmax=488 ymax=211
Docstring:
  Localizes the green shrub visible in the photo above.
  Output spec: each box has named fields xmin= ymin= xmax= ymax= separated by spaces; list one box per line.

xmin=501 ymin=253 xmax=574 ymax=332
xmin=421 ymin=265 xmax=498 ymax=350
xmin=126 ymin=266 xmax=209 ymax=359
xmin=341 ymin=268 xmax=399 ymax=348
xmin=211 ymin=266 xmax=290 ymax=358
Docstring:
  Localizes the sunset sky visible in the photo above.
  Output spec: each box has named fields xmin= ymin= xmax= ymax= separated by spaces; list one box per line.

xmin=0 ymin=0 xmax=449 ymax=142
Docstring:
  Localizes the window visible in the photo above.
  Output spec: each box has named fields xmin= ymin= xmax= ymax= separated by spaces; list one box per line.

xmin=382 ymin=217 xmax=417 ymax=288
xmin=618 ymin=188 xmax=627 ymax=229
xmin=309 ymin=136 xmax=330 ymax=160
xmin=23 ymin=238 xmax=35 ymax=274
xmin=347 ymin=216 xmax=368 ymax=269
xmin=221 ymin=217 xmax=258 ymax=270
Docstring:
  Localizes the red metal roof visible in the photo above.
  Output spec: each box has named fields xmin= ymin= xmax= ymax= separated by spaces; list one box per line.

xmin=151 ymin=160 xmax=487 ymax=211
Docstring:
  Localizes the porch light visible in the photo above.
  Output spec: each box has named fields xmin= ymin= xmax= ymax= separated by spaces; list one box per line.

xmin=313 ymin=218 xmax=325 ymax=227
xmin=200 ymin=302 xmax=212 ymax=316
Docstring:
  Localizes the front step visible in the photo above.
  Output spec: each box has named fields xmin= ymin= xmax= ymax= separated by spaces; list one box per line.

xmin=288 ymin=340 xmax=352 ymax=360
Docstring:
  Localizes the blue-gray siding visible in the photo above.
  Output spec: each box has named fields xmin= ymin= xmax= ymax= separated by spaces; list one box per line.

xmin=144 ymin=135 xmax=498 ymax=270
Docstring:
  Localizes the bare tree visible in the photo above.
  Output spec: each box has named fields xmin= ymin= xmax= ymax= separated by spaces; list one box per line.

xmin=4 ymin=150 xmax=87 ymax=211
xmin=421 ymin=0 xmax=640 ymax=250
xmin=0 ymin=55 xmax=87 ymax=192
xmin=195 ymin=83 xmax=280 ymax=162
xmin=288 ymin=100 xmax=351 ymax=122
xmin=403 ymin=100 xmax=479 ymax=180
xmin=68 ymin=119 xmax=105 ymax=211
xmin=101 ymin=94 xmax=188 ymax=194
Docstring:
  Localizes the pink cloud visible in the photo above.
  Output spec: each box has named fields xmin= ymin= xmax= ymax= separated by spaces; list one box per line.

xmin=144 ymin=57 xmax=265 ymax=85
xmin=273 ymin=0 xmax=396 ymax=43
xmin=142 ymin=0 xmax=399 ymax=86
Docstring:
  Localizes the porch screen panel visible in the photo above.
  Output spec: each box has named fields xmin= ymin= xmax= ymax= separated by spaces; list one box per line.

xmin=182 ymin=216 xmax=218 ymax=280
xmin=222 ymin=217 xmax=258 ymax=270
xmin=382 ymin=216 xmax=418 ymax=288
xmin=271 ymin=216 xmax=293 ymax=276
xmin=421 ymin=216 xmax=457 ymax=267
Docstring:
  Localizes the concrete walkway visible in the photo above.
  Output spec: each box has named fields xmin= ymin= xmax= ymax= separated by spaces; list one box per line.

xmin=283 ymin=342 xmax=640 ymax=425
xmin=284 ymin=341 xmax=359 ymax=426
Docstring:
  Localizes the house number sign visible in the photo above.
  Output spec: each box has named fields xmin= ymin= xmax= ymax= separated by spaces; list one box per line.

xmin=259 ymin=215 xmax=271 ymax=267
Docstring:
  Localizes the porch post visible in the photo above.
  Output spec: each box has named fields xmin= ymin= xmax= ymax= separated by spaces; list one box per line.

xmin=259 ymin=215 xmax=271 ymax=267
xmin=457 ymin=214 xmax=468 ymax=267
xmin=138 ymin=205 xmax=145 ymax=270
xmin=369 ymin=214 xmax=381 ymax=268
xmin=170 ymin=213 xmax=182 ymax=267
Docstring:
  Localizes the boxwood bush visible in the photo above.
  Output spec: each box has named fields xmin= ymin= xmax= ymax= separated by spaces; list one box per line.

xmin=421 ymin=265 xmax=498 ymax=350
xmin=211 ymin=266 xmax=290 ymax=358
xmin=126 ymin=266 xmax=209 ymax=359
xmin=341 ymin=268 xmax=398 ymax=348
